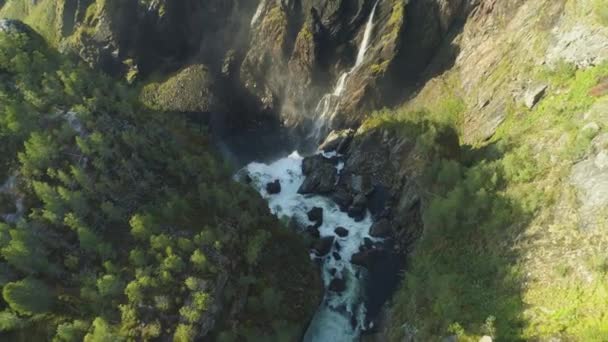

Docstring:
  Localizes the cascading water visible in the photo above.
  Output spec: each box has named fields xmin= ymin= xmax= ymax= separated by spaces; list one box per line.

xmin=251 ymin=0 xmax=267 ymax=27
xmin=311 ymin=0 xmax=380 ymax=142
xmin=239 ymin=152 xmax=379 ymax=341
xmin=238 ymin=2 xmax=382 ymax=341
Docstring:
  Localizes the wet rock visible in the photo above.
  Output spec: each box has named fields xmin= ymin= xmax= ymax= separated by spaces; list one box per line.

xmin=332 ymin=188 xmax=353 ymax=210
xmin=367 ymin=185 xmax=390 ymax=219
xmin=311 ymin=236 xmax=334 ymax=257
xmin=306 ymin=226 xmax=321 ymax=239
xmin=332 ymin=252 xmax=342 ymax=261
xmin=347 ymin=194 xmax=367 ymax=221
xmin=329 ymin=268 xmax=337 ymax=277
xmin=266 ymin=180 xmax=281 ymax=194
xmin=351 ymin=251 xmax=371 ymax=268
xmin=307 ymin=207 xmax=323 ymax=225
xmin=319 ymin=129 xmax=355 ymax=154
xmin=370 ymin=219 xmax=393 ymax=238
xmin=335 ymin=227 xmax=349 ymax=237
xmin=363 ymin=238 xmax=374 ymax=250
xmin=524 ymin=84 xmax=548 ymax=109
xmin=302 ymin=155 xmax=335 ymax=175
xmin=329 ymin=277 xmax=346 ymax=293
xmin=298 ymin=155 xmax=338 ymax=194
xmin=334 ymin=242 xmax=342 ymax=252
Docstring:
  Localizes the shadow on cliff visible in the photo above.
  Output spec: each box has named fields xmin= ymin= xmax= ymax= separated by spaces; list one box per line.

xmin=351 ymin=116 xmax=530 ymax=338
xmin=385 ymin=136 xmax=531 ymax=339
xmin=382 ymin=3 xmax=468 ymax=108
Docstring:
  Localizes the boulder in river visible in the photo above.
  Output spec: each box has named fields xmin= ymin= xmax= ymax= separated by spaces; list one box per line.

xmin=307 ymin=207 xmax=324 ymax=226
xmin=347 ymin=194 xmax=367 ymax=221
xmin=311 ymin=236 xmax=334 ymax=257
xmin=298 ymin=155 xmax=338 ymax=194
xmin=265 ymin=179 xmax=281 ymax=194
xmin=351 ymin=251 xmax=371 ymax=268
xmin=329 ymin=277 xmax=347 ymax=293
xmin=335 ymin=227 xmax=349 ymax=237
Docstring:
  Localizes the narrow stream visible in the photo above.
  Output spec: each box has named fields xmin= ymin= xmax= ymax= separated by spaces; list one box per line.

xmin=240 ymin=152 xmax=378 ymax=341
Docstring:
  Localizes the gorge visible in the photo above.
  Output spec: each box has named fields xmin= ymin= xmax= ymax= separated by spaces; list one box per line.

xmin=0 ymin=0 xmax=608 ymax=341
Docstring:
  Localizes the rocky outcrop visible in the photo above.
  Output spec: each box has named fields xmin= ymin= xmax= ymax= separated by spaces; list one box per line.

xmin=569 ymin=100 xmax=608 ymax=230
xmin=298 ymin=154 xmax=338 ymax=194
xmin=318 ymin=129 xmax=355 ymax=153
xmin=300 ymin=123 xmax=459 ymax=256
xmin=1 ymin=0 xmax=479 ymax=138
xmin=240 ymin=0 xmax=411 ymax=132
xmin=140 ymin=64 xmax=221 ymax=113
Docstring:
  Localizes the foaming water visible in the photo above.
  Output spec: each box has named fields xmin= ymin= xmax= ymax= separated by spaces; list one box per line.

xmin=240 ymin=152 xmax=379 ymax=341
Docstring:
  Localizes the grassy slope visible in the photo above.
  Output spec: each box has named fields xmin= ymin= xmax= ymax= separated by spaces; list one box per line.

xmin=371 ymin=0 xmax=608 ymax=340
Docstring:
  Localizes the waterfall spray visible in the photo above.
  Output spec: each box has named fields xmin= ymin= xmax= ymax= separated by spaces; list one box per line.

xmin=310 ymin=0 xmax=380 ymax=142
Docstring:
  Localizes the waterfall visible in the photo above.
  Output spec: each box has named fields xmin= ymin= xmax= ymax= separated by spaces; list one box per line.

xmin=251 ymin=0 xmax=267 ymax=27
xmin=356 ymin=1 xmax=379 ymax=67
xmin=310 ymin=0 xmax=380 ymax=142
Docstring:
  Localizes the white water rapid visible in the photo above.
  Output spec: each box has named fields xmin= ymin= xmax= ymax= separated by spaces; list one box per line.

xmin=311 ymin=0 xmax=380 ymax=141
xmin=239 ymin=152 xmax=378 ymax=341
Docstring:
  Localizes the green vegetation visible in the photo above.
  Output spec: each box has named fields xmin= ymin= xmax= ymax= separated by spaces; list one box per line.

xmin=0 ymin=26 xmax=319 ymax=341
xmin=378 ymin=60 xmax=608 ymax=340
xmin=0 ymin=0 xmax=61 ymax=45
xmin=593 ymin=0 xmax=608 ymax=26
xmin=140 ymin=64 xmax=217 ymax=113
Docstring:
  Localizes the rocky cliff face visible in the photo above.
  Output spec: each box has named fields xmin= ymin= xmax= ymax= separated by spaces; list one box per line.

xmin=1 ymin=0 xmax=475 ymax=138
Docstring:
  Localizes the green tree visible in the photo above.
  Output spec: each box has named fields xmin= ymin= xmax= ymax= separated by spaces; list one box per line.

xmin=2 ymin=277 xmax=54 ymax=315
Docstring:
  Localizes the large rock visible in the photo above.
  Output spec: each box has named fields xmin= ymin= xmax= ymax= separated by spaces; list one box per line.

xmin=311 ymin=236 xmax=334 ymax=257
xmin=570 ymin=132 xmax=608 ymax=230
xmin=331 ymin=188 xmax=353 ymax=210
xmin=523 ymin=84 xmax=548 ymax=109
xmin=347 ymin=194 xmax=367 ymax=221
xmin=307 ymin=207 xmax=324 ymax=226
xmin=335 ymin=227 xmax=349 ymax=237
xmin=298 ymin=155 xmax=338 ymax=194
xmin=369 ymin=219 xmax=393 ymax=238
xmin=319 ymin=129 xmax=355 ymax=154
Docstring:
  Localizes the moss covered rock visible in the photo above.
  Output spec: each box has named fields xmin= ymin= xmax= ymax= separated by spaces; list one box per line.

xmin=140 ymin=64 xmax=221 ymax=113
